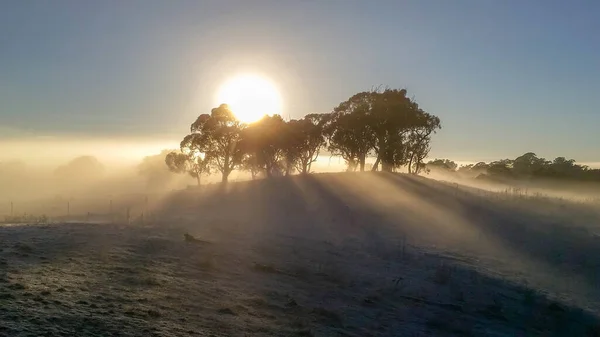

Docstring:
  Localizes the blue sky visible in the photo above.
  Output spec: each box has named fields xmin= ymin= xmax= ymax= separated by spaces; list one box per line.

xmin=1 ymin=0 xmax=599 ymax=163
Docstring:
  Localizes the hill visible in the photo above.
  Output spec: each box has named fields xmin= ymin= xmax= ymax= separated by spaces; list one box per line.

xmin=1 ymin=172 xmax=600 ymax=336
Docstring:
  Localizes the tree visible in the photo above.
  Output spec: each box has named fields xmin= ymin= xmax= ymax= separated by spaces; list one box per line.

xmin=512 ymin=152 xmax=549 ymax=178
xmin=240 ymin=153 xmax=261 ymax=180
xmin=458 ymin=154 xmax=600 ymax=183
xmin=457 ymin=164 xmax=474 ymax=173
xmin=283 ymin=114 xmax=327 ymax=174
xmin=427 ymin=159 xmax=458 ymax=171
xmin=487 ymin=159 xmax=514 ymax=177
xmin=472 ymin=162 xmax=490 ymax=172
xmin=325 ymin=94 xmax=375 ymax=171
xmin=549 ymin=157 xmax=578 ymax=178
xmin=406 ymin=112 xmax=441 ymax=174
xmin=165 ymin=134 xmax=211 ymax=186
xmin=240 ymin=114 xmax=287 ymax=178
xmin=324 ymin=88 xmax=441 ymax=173
xmin=408 ymin=138 xmax=431 ymax=174
xmin=369 ymin=89 xmax=432 ymax=172
xmin=188 ymin=104 xmax=244 ymax=183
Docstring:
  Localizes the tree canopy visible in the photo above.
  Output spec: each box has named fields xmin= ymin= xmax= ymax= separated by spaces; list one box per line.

xmin=284 ymin=114 xmax=327 ymax=174
xmin=430 ymin=153 xmax=600 ymax=183
xmin=324 ymin=88 xmax=441 ymax=172
xmin=168 ymin=87 xmax=442 ymax=184
xmin=240 ymin=114 xmax=288 ymax=178
xmin=168 ymin=89 xmax=599 ymax=186
xmin=427 ymin=159 xmax=458 ymax=171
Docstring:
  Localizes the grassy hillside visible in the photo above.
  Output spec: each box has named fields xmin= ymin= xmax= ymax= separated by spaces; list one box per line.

xmin=1 ymin=172 xmax=600 ymax=336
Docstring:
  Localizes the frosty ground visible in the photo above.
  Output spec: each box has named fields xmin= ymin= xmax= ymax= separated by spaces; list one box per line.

xmin=1 ymin=173 xmax=600 ymax=336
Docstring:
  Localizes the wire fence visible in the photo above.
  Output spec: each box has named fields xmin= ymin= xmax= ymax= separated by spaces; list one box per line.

xmin=0 ymin=192 xmax=164 ymax=226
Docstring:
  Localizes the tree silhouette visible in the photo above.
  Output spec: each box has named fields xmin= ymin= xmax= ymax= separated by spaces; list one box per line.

xmin=325 ymin=88 xmax=441 ymax=172
xmin=427 ymin=159 xmax=458 ymax=171
xmin=486 ymin=159 xmax=514 ymax=177
xmin=472 ymin=162 xmax=490 ymax=172
xmin=325 ymin=94 xmax=374 ymax=172
xmin=370 ymin=89 xmax=439 ymax=172
xmin=550 ymin=157 xmax=579 ymax=178
xmin=448 ymin=153 xmax=600 ymax=183
xmin=240 ymin=114 xmax=288 ymax=178
xmin=241 ymin=153 xmax=261 ymax=180
xmin=188 ymin=104 xmax=244 ymax=183
xmin=165 ymin=135 xmax=211 ymax=186
xmin=324 ymin=113 xmax=361 ymax=171
xmin=512 ymin=152 xmax=548 ymax=178
xmin=407 ymin=137 xmax=431 ymax=174
xmin=169 ymin=87 xmax=444 ymax=182
xmin=406 ymin=112 xmax=441 ymax=174
xmin=284 ymin=114 xmax=327 ymax=174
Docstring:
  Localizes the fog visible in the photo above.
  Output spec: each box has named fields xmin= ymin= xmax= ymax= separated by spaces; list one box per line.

xmin=0 ymin=138 xmax=170 ymax=217
xmin=2 ymin=137 xmax=598 ymax=224
xmin=0 ymin=137 xmax=179 ymax=168
xmin=426 ymin=168 xmax=600 ymax=204
xmin=3 ymin=140 xmax=600 ymax=333
xmin=0 ymin=138 xmax=351 ymax=219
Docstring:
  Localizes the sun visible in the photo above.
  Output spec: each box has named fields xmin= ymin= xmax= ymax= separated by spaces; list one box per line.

xmin=216 ymin=74 xmax=282 ymax=123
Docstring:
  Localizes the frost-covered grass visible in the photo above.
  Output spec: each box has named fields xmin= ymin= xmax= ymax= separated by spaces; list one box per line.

xmin=1 ymin=172 xmax=599 ymax=336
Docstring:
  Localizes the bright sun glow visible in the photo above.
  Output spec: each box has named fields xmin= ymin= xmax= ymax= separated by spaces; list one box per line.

xmin=216 ymin=74 xmax=282 ymax=123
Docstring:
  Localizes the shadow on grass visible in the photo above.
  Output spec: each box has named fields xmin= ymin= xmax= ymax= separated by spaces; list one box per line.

xmin=233 ymin=206 xmax=600 ymax=335
xmin=3 ymin=173 xmax=600 ymax=336
xmin=379 ymin=173 xmax=600 ymax=304
xmin=176 ymin=173 xmax=600 ymax=336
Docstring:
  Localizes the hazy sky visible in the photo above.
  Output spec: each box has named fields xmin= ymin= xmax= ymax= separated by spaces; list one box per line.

xmin=1 ymin=0 xmax=599 ymax=163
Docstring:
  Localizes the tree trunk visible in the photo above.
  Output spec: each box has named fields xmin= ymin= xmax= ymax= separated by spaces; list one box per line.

xmin=372 ymin=155 xmax=381 ymax=171
xmin=381 ymin=146 xmax=394 ymax=172
xmin=382 ymin=161 xmax=393 ymax=172
xmin=222 ymin=153 xmax=231 ymax=183
xmin=414 ymin=155 xmax=424 ymax=174
xmin=221 ymin=169 xmax=230 ymax=183
xmin=408 ymin=154 xmax=414 ymax=174
xmin=346 ymin=159 xmax=357 ymax=172
xmin=359 ymin=153 xmax=366 ymax=172
xmin=196 ymin=175 xmax=201 ymax=186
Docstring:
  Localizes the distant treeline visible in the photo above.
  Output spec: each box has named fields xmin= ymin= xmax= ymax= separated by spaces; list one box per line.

xmin=167 ymin=88 xmax=442 ymax=184
xmin=427 ymin=153 xmax=600 ymax=182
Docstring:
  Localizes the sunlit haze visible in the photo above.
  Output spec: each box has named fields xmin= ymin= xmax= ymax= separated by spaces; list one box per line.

xmin=216 ymin=74 xmax=282 ymax=123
